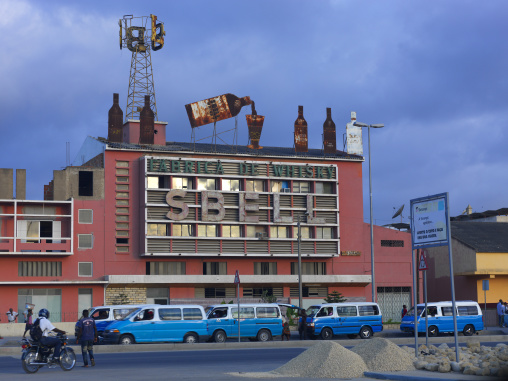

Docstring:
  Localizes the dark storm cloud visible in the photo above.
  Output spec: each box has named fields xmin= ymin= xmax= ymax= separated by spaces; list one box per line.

xmin=0 ymin=0 xmax=507 ymax=224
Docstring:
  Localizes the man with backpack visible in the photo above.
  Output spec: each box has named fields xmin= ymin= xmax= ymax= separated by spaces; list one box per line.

xmin=76 ymin=309 xmax=97 ymax=367
xmin=34 ymin=308 xmax=67 ymax=363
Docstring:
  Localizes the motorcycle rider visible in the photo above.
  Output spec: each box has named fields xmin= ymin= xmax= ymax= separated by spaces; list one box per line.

xmin=37 ymin=308 xmax=66 ymax=362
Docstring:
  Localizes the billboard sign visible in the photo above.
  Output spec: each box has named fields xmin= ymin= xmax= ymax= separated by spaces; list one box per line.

xmin=410 ymin=192 xmax=449 ymax=249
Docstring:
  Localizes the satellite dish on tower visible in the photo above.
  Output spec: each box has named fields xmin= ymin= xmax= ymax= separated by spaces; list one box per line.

xmin=392 ymin=204 xmax=405 ymax=219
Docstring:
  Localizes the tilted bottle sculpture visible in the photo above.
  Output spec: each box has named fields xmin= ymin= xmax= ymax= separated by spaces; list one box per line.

xmin=185 ymin=93 xmax=252 ymax=128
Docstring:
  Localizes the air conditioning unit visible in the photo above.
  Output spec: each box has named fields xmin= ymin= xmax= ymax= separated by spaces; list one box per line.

xmin=255 ymin=232 xmax=268 ymax=239
xmin=282 ymin=188 xmax=291 ymax=193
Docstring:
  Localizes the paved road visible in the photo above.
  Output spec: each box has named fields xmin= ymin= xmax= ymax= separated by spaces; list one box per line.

xmin=2 ymin=341 xmax=506 ymax=381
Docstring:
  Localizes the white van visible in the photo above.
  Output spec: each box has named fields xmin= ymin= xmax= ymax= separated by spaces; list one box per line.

xmin=400 ymin=300 xmax=484 ymax=336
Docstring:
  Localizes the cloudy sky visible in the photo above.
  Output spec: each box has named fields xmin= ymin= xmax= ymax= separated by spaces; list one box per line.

xmin=1 ymin=0 xmax=507 ymax=226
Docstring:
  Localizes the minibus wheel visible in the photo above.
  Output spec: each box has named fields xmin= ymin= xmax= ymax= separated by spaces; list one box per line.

xmin=214 ymin=330 xmax=227 ymax=343
xmin=463 ymin=325 xmax=475 ymax=336
xmin=320 ymin=328 xmax=333 ymax=340
xmin=120 ymin=334 xmax=134 ymax=345
xmin=257 ymin=329 xmax=272 ymax=342
xmin=359 ymin=326 xmax=372 ymax=339
xmin=428 ymin=326 xmax=438 ymax=337
xmin=184 ymin=333 xmax=198 ymax=344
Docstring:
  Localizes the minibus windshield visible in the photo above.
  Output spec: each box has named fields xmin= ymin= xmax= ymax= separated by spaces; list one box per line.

xmin=306 ymin=306 xmax=321 ymax=317
xmin=406 ymin=306 xmax=424 ymax=317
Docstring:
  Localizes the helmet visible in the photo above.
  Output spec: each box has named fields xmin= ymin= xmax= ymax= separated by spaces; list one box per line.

xmin=38 ymin=308 xmax=50 ymax=318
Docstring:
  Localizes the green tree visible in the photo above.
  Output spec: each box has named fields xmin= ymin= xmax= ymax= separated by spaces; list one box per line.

xmin=324 ymin=291 xmax=346 ymax=303
xmin=260 ymin=290 xmax=277 ymax=303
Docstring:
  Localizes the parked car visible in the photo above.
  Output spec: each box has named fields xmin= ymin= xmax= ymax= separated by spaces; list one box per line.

xmin=304 ymin=302 xmax=383 ymax=340
xmin=400 ymin=300 xmax=483 ymax=336
xmin=205 ymin=303 xmax=283 ymax=342
xmin=102 ymin=304 xmax=209 ymax=344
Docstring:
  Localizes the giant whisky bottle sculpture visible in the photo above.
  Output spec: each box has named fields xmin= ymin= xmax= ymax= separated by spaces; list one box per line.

xmin=185 ymin=93 xmax=252 ymax=128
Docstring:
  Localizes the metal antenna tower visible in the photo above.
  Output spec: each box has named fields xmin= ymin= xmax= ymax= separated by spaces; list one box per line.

xmin=119 ymin=14 xmax=165 ymax=121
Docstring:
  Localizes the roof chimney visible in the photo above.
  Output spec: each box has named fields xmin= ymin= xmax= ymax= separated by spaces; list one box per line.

xmin=108 ymin=93 xmax=123 ymax=142
xmin=139 ymin=95 xmax=155 ymax=144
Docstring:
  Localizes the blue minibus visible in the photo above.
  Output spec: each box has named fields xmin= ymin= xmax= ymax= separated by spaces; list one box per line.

xmin=102 ymin=304 xmax=209 ymax=344
xmin=206 ymin=303 xmax=283 ymax=342
xmin=305 ymin=302 xmax=383 ymax=340
xmin=400 ymin=301 xmax=483 ymax=336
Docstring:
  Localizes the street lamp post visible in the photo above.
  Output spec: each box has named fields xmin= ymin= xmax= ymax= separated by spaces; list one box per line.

xmin=353 ymin=121 xmax=384 ymax=303
xmin=297 ymin=212 xmax=309 ymax=309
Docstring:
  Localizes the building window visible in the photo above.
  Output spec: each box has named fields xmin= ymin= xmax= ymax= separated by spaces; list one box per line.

xmin=203 ymin=262 xmax=226 ymax=275
xmin=17 ymin=220 xmax=61 ymax=244
xmin=246 ymin=225 xmax=267 ymax=238
xmin=289 ymin=286 xmax=328 ymax=298
xmin=246 ymin=180 xmax=264 ymax=192
xmin=172 ymin=177 xmax=192 ymax=190
xmin=148 ymin=176 xmax=165 ymax=188
xmin=197 ymin=178 xmax=217 ymax=190
xmin=78 ymin=209 xmax=93 ymax=224
xmin=147 ymin=224 xmax=167 ymax=236
xmin=146 ymin=262 xmax=186 ymax=275
xmin=78 ymin=234 xmax=93 ymax=249
xmin=315 ymin=182 xmax=333 ymax=194
xmin=270 ymin=226 xmax=288 ymax=238
xmin=18 ymin=289 xmax=62 ymax=322
xmin=222 ymin=225 xmax=241 ymax=237
xmin=78 ymin=262 xmax=93 ymax=277
xmin=116 ymin=238 xmax=128 ymax=244
xmin=254 ymin=262 xmax=277 ymax=275
xmin=291 ymin=262 xmax=326 ymax=275
xmin=293 ymin=226 xmax=310 ymax=239
xmin=271 ymin=181 xmax=289 ymax=192
xmin=293 ymin=181 xmax=310 ymax=193
xmin=204 ymin=288 xmax=226 ymax=298
xmin=381 ymin=240 xmax=404 ymax=247
xmin=18 ymin=261 xmax=62 ymax=277
xmin=243 ymin=287 xmax=283 ymax=298
xmin=198 ymin=225 xmax=217 ymax=237
xmin=316 ymin=227 xmax=333 ymax=239
xmin=78 ymin=171 xmax=93 ymax=196
xmin=172 ymin=224 xmax=193 ymax=237
xmin=146 ymin=288 xmax=169 ymax=305
xmin=222 ymin=179 xmax=240 ymax=191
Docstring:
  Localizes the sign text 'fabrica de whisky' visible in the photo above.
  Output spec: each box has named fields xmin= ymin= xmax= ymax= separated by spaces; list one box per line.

xmin=148 ymin=158 xmax=336 ymax=179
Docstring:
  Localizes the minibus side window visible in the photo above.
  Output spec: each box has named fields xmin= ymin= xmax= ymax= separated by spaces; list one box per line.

xmin=183 ymin=308 xmax=203 ymax=320
xmin=359 ymin=305 xmax=379 ymax=316
xmin=232 ymin=307 xmax=255 ymax=319
xmin=91 ymin=309 xmax=109 ymax=320
xmin=422 ymin=306 xmax=438 ymax=317
xmin=256 ymin=307 xmax=279 ymax=318
xmin=337 ymin=306 xmax=357 ymax=316
xmin=159 ymin=308 xmax=182 ymax=321
xmin=113 ymin=308 xmax=138 ymax=320
xmin=209 ymin=307 xmax=228 ymax=319
xmin=458 ymin=306 xmax=479 ymax=316
xmin=441 ymin=307 xmax=453 ymax=316
xmin=135 ymin=309 xmax=154 ymax=321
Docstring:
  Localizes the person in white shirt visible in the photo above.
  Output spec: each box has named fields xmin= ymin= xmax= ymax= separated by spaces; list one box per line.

xmin=6 ymin=308 xmax=18 ymax=323
xmin=37 ymin=309 xmax=66 ymax=362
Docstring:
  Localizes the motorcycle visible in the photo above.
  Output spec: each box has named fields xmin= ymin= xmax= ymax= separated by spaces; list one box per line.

xmin=20 ymin=334 xmax=76 ymax=373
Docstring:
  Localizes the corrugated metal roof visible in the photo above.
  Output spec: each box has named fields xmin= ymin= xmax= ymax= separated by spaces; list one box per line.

xmin=102 ymin=139 xmax=363 ymax=161
xmin=451 ymin=222 xmax=508 ymax=252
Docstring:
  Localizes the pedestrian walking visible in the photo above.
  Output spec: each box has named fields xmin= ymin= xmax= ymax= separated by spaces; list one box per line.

xmin=298 ymin=309 xmax=308 ymax=340
xmin=6 ymin=308 xmax=18 ymax=323
xmin=497 ymin=299 xmax=504 ymax=327
xmin=76 ymin=309 xmax=97 ymax=367
xmin=22 ymin=309 xmax=33 ymax=338
xmin=401 ymin=305 xmax=408 ymax=319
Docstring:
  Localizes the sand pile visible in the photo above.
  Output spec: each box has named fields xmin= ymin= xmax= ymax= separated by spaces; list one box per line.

xmin=351 ymin=337 xmax=416 ymax=372
xmin=272 ymin=341 xmax=368 ymax=379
